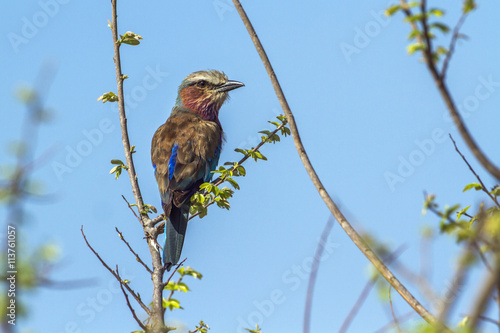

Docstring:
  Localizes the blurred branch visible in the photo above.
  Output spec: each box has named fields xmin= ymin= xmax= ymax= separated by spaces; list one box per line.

xmin=441 ymin=13 xmax=468 ymax=80
xmin=388 ymin=286 xmax=403 ymax=333
xmin=303 ymin=216 xmax=334 ymax=333
xmin=338 ymin=245 xmax=407 ymax=333
xmin=469 ymin=258 xmax=500 ymax=330
xmin=232 ymin=0 xmax=445 ymax=328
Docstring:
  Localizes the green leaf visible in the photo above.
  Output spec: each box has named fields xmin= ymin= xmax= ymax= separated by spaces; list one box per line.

xmin=235 ymin=148 xmax=247 ymax=155
xmin=178 ymin=267 xmax=203 ymax=279
xmin=456 ymin=205 xmax=471 ymax=221
xmin=407 ymin=29 xmax=422 ymax=40
xmin=490 ymin=186 xmax=500 ymax=197
xmin=463 ymin=183 xmax=483 ymax=192
xmin=428 ymin=8 xmax=445 ymax=17
xmin=463 ymin=0 xmax=476 ymax=13
xmin=120 ymin=31 xmax=143 ymax=45
xmin=245 ymin=325 xmax=262 ymax=333
xmin=97 ymin=92 xmax=118 ymax=103
xmin=385 ymin=4 xmax=401 ymax=17
xmin=226 ymin=178 xmax=240 ymax=190
xmin=111 ymin=159 xmax=125 ymax=165
xmin=430 ymin=22 xmax=450 ymax=33
xmin=407 ymin=42 xmax=425 ymax=55
xmin=163 ymin=298 xmax=183 ymax=311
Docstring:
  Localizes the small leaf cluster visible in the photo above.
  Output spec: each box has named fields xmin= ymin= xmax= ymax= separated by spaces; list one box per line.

xmin=259 ymin=115 xmax=290 ymax=144
xmin=190 ymin=183 xmax=234 ymax=218
xmin=385 ymin=0 xmax=477 ymax=63
xmin=423 ymin=182 xmax=500 ymax=246
xmin=190 ymin=115 xmax=289 ymax=218
xmin=162 ymin=266 xmax=202 ymax=311
xmin=189 ymin=321 xmax=210 ymax=333
xmin=245 ymin=325 xmax=262 ymax=333
xmin=109 ymin=159 xmax=128 ymax=179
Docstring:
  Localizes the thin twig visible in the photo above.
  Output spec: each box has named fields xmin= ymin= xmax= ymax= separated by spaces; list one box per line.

xmin=116 ymin=227 xmax=153 ymax=274
xmin=303 ymin=216 xmax=334 ymax=333
xmin=81 ymin=226 xmax=151 ymax=315
xmin=440 ymin=13 xmax=468 ymax=80
xmin=388 ymin=286 xmax=403 ymax=333
xmin=162 ymin=258 xmax=187 ymax=289
xmin=117 ymin=266 xmax=147 ymax=331
xmin=121 ymin=195 xmax=144 ymax=225
xmin=449 ymin=134 xmax=500 ymax=208
xmin=232 ymin=0 xmax=444 ymax=328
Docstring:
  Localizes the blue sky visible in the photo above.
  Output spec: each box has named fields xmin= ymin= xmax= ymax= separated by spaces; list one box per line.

xmin=2 ymin=1 xmax=500 ymax=332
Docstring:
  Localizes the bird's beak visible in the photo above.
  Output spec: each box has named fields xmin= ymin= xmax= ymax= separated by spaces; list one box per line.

xmin=217 ymin=80 xmax=245 ymax=92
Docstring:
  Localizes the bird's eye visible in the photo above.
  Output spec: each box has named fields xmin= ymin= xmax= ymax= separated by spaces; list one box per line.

xmin=197 ymin=80 xmax=207 ymax=87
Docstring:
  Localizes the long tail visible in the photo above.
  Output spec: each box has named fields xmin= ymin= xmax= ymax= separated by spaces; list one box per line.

xmin=163 ymin=202 xmax=190 ymax=271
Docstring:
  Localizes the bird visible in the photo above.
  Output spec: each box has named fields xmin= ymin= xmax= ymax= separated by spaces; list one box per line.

xmin=151 ymin=70 xmax=244 ymax=271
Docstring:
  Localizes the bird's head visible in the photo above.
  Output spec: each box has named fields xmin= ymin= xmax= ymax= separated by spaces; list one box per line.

xmin=175 ymin=70 xmax=244 ymax=121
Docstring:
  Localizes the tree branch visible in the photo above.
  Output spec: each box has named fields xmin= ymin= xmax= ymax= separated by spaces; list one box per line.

xmin=80 ymin=226 xmax=151 ymax=315
xmin=110 ymin=0 xmax=147 ymax=217
xmin=400 ymin=0 xmax=500 ymax=181
xmin=117 ymin=266 xmax=147 ymax=331
xmin=116 ymin=227 xmax=153 ymax=274
xmin=232 ymin=0 xmax=445 ymax=328
xmin=449 ymin=134 xmax=500 ymax=208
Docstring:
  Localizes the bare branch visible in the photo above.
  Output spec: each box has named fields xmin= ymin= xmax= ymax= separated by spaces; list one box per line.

xmin=116 ymin=227 xmax=153 ymax=274
xmin=162 ymin=257 xmax=187 ymax=289
xmin=303 ymin=216 xmax=334 ymax=333
xmin=81 ymin=226 xmax=151 ymax=315
xmin=121 ymin=195 xmax=144 ymax=226
xmin=231 ymin=0 xmax=445 ymax=328
xmin=449 ymin=135 xmax=500 ymax=208
xmin=117 ymin=266 xmax=147 ymax=331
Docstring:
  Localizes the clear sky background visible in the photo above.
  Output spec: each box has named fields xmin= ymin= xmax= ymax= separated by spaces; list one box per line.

xmin=2 ymin=1 xmax=500 ymax=333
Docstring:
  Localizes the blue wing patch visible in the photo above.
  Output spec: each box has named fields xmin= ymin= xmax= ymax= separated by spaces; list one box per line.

xmin=168 ymin=144 xmax=179 ymax=180
xmin=204 ymin=143 xmax=222 ymax=183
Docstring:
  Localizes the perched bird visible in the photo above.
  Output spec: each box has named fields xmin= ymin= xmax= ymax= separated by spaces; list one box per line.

xmin=151 ymin=70 xmax=244 ymax=271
